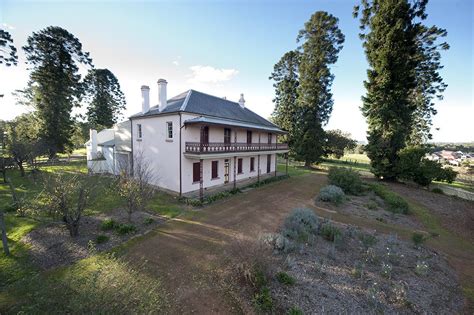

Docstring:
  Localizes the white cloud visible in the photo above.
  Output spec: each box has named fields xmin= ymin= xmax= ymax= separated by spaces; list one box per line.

xmin=172 ymin=60 xmax=179 ymax=66
xmin=2 ymin=23 xmax=15 ymax=30
xmin=188 ymin=65 xmax=239 ymax=84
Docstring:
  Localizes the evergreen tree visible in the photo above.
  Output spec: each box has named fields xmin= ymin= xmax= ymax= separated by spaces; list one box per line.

xmin=83 ymin=68 xmax=126 ymax=129
xmin=355 ymin=0 xmax=448 ymax=179
xmin=22 ymin=26 xmax=92 ymax=157
xmin=269 ymin=51 xmax=300 ymax=153
xmin=295 ymin=11 xmax=344 ymax=166
xmin=0 ymin=29 xmax=18 ymax=66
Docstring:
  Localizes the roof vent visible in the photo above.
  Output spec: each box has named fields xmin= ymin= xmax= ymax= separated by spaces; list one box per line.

xmin=238 ymin=93 xmax=245 ymax=108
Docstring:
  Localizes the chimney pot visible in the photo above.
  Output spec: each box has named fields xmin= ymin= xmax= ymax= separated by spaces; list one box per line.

xmin=141 ymin=85 xmax=150 ymax=114
xmin=238 ymin=93 xmax=245 ymax=108
xmin=158 ymin=79 xmax=168 ymax=111
xmin=89 ymin=129 xmax=98 ymax=159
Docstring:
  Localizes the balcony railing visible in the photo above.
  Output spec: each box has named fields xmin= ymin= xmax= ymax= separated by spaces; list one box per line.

xmin=185 ymin=142 xmax=289 ymax=154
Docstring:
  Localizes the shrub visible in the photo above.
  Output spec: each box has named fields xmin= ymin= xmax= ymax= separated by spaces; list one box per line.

xmin=116 ymin=223 xmax=137 ymax=235
xmin=143 ymin=217 xmax=154 ymax=225
xmin=253 ymin=286 xmax=273 ymax=312
xmin=327 ymin=167 xmax=364 ymax=195
xmin=415 ymin=261 xmax=429 ymax=276
xmin=288 ymin=306 xmax=303 ymax=315
xmin=276 ymin=272 xmax=296 ymax=285
xmin=431 ymin=187 xmax=444 ymax=194
xmin=412 ymin=232 xmax=425 ymax=246
xmin=101 ymin=219 xmax=117 ymax=231
xmin=358 ymin=233 xmax=377 ymax=248
xmin=365 ymin=201 xmax=378 ymax=210
xmin=369 ymin=184 xmax=410 ymax=214
xmin=319 ymin=222 xmax=341 ymax=242
xmin=96 ymin=234 xmax=109 ymax=244
xmin=261 ymin=233 xmax=295 ymax=253
xmin=317 ymin=185 xmax=345 ymax=205
xmin=281 ymin=208 xmax=319 ymax=242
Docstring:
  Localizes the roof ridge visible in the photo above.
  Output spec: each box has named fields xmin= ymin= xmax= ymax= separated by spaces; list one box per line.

xmin=189 ymin=89 xmax=239 ymax=105
xmin=180 ymin=90 xmax=192 ymax=111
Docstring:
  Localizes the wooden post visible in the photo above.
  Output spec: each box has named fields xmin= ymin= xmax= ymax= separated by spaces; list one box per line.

xmin=274 ymin=154 xmax=277 ymax=177
xmin=233 ymin=156 xmax=237 ymax=189
xmin=257 ymin=155 xmax=260 ymax=182
xmin=0 ymin=211 xmax=9 ymax=256
xmin=285 ymin=153 xmax=289 ymax=176
xmin=199 ymin=159 xmax=203 ymax=202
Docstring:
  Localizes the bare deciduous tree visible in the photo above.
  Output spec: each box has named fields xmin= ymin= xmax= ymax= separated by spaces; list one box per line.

xmin=116 ymin=151 xmax=155 ymax=222
xmin=43 ymin=173 xmax=95 ymax=237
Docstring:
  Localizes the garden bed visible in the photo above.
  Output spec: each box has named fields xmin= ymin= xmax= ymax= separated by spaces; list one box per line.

xmin=22 ymin=209 xmax=164 ymax=270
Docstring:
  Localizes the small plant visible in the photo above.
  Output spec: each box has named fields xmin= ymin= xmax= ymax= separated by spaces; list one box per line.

xmin=101 ymin=219 xmax=117 ymax=231
xmin=317 ymin=185 xmax=345 ymax=205
xmin=116 ymin=223 xmax=137 ymax=235
xmin=365 ymin=200 xmax=378 ymax=210
xmin=143 ymin=217 xmax=154 ymax=225
xmin=327 ymin=167 xmax=364 ymax=195
xmin=276 ymin=271 xmax=296 ymax=285
xmin=281 ymin=208 xmax=319 ymax=243
xmin=364 ymin=247 xmax=378 ymax=264
xmin=412 ymin=232 xmax=425 ymax=246
xmin=415 ymin=261 xmax=429 ymax=276
xmin=381 ymin=262 xmax=393 ymax=279
xmin=431 ymin=187 xmax=444 ymax=194
xmin=319 ymin=222 xmax=341 ymax=242
xmin=358 ymin=233 xmax=377 ymax=248
xmin=261 ymin=233 xmax=295 ymax=253
xmin=96 ymin=234 xmax=109 ymax=244
xmin=351 ymin=261 xmax=364 ymax=279
xmin=253 ymin=286 xmax=273 ymax=312
xmin=288 ymin=306 xmax=303 ymax=315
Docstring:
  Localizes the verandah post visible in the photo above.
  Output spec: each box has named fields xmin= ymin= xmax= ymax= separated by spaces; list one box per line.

xmin=199 ymin=159 xmax=203 ymax=202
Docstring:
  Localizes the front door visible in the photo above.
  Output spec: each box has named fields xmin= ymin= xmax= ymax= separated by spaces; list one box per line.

xmin=224 ymin=159 xmax=230 ymax=184
xmin=267 ymin=154 xmax=271 ymax=173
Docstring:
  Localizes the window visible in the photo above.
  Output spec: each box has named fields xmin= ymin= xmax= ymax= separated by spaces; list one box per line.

xmin=250 ymin=157 xmax=255 ymax=172
xmin=224 ymin=128 xmax=231 ymax=144
xmin=211 ymin=161 xmax=218 ymax=179
xmin=268 ymin=133 xmax=272 ymax=144
xmin=267 ymin=154 xmax=271 ymax=173
xmin=193 ymin=162 xmax=200 ymax=183
xmin=238 ymin=158 xmax=243 ymax=174
xmin=137 ymin=124 xmax=142 ymax=139
xmin=201 ymin=126 xmax=209 ymax=144
xmin=247 ymin=130 xmax=252 ymax=144
xmin=167 ymin=122 xmax=173 ymax=139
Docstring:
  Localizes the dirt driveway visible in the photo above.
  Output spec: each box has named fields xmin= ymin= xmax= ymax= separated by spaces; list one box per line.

xmin=124 ymin=172 xmax=473 ymax=313
xmin=125 ymin=173 xmax=326 ymax=314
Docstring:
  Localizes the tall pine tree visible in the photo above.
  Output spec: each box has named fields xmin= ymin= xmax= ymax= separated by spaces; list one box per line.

xmin=83 ymin=68 xmax=126 ymax=129
xmin=23 ymin=26 xmax=92 ymax=157
xmin=355 ymin=0 xmax=448 ymax=179
xmin=0 ymin=28 xmax=18 ymax=66
xmin=269 ymin=51 xmax=300 ymax=154
xmin=295 ymin=11 xmax=344 ymax=166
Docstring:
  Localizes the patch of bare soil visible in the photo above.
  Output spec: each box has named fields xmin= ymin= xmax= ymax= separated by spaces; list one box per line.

xmin=22 ymin=209 xmax=164 ymax=270
xmin=270 ymin=222 xmax=464 ymax=314
xmin=319 ymin=191 xmax=423 ymax=230
xmin=386 ymin=182 xmax=474 ymax=241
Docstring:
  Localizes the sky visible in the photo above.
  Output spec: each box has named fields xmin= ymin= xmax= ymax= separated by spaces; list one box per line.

xmin=0 ymin=0 xmax=472 ymax=143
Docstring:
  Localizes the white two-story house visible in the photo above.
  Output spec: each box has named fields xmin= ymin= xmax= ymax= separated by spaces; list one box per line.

xmin=87 ymin=78 xmax=289 ymax=199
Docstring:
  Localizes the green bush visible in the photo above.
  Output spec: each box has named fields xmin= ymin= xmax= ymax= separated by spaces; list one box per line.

xmin=288 ymin=306 xmax=304 ymax=315
xmin=365 ymin=201 xmax=378 ymax=210
xmin=253 ymin=286 xmax=273 ymax=312
xmin=369 ymin=184 xmax=410 ymax=214
xmin=143 ymin=217 xmax=154 ymax=225
xmin=319 ymin=222 xmax=341 ymax=242
xmin=281 ymin=208 xmax=319 ymax=242
xmin=397 ymin=147 xmax=458 ymax=186
xmin=358 ymin=233 xmax=377 ymax=248
xmin=101 ymin=219 xmax=117 ymax=231
xmin=317 ymin=185 xmax=345 ymax=205
xmin=96 ymin=234 xmax=109 ymax=244
xmin=327 ymin=167 xmax=364 ymax=195
xmin=116 ymin=224 xmax=137 ymax=235
xmin=412 ymin=232 xmax=425 ymax=246
xmin=276 ymin=272 xmax=296 ymax=285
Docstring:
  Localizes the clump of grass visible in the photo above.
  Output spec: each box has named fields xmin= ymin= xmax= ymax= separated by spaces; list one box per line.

xmin=95 ymin=234 xmax=109 ymax=244
xmin=319 ymin=222 xmax=341 ymax=242
xmin=253 ymin=286 xmax=273 ymax=312
xmin=327 ymin=167 xmax=364 ymax=195
xmin=358 ymin=233 xmax=378 ymax=248
xmin=351 ymin=261 xmax=365 ymax=279
xmin=288 ymin=306 xmax=303 ymax=315
xmin=412 ymin=232 xmax=425 ymax=246
xmin=317 ymin=185 xmax=345 ymax=205
xmin=276 ymin=271 xmax=296 ymax=285
xmin=369 ymin=183 xmax=410 ymax=214
xmin=101 ymin=219 xmax=117 ymax=231
xmin=365 ymin=200 xmax=378 ymax=210
xmin=431 ymin=187 xmax=444 ymax=194
xmin=415 ymin=261 xmax=429 ymax=276
xmin=116 ymin=224 xmax=137 ymax=235
xmin=143 ymin=217 xmax=154 ymax=225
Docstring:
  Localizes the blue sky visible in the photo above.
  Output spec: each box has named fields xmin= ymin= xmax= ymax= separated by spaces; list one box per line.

xmin=0 ymin=0 xmax=472 ymax=142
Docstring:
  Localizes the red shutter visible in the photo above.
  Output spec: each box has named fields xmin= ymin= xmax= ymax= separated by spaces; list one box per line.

xmin=193 ymin=162 xmax=200 ymax=182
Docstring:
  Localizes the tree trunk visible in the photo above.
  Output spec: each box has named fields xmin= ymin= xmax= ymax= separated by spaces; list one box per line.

xmin=304 ymin=160 xmax=311 ymax=168
xmin=18 ymin=162 xmax=25 ymax=177
xmin=0 ymin=211 xmax=10 ymax=256
xmin=68 ymin=220 xmax=80 ymax=237
xmin=7 ymin=180 xmax=19 ymax=209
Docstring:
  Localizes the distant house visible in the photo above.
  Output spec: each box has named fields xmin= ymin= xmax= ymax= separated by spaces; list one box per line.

xmin=86 ymin=121 xmax=131 ymax=175
xmin=86 ymin=78 xmax=289 ymax=199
